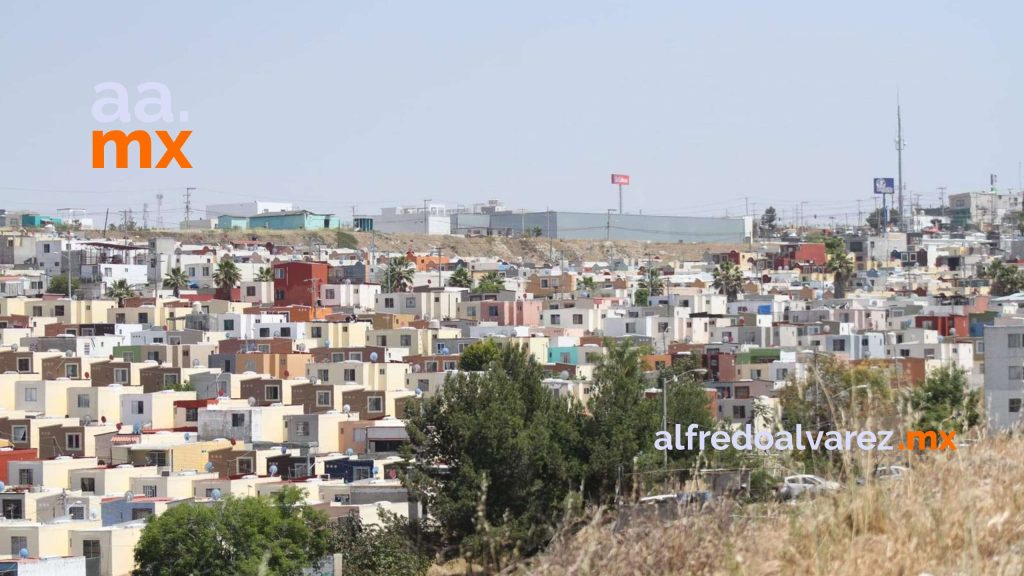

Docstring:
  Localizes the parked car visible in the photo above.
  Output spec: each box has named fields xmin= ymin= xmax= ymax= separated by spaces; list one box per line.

xmin=873 ymin=465 xmax=908 ymax=481
xmin=778 ymin=474 xmax=840 ymax=500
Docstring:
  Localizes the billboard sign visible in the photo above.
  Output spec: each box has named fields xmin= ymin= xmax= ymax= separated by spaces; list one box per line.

xmin=873 ymin=178 xmax=895 ymax=195
xmin=611 ymin=174 xmax=630 ymax=185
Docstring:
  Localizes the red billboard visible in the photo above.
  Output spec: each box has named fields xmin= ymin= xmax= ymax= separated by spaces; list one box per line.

xmin=611 ymin=174 xmax=630 ymax=185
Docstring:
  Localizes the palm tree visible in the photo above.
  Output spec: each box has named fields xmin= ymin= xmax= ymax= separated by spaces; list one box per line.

xmin=474 ymin=271 xmax=506 ymax=293
xmin=106 ymin=279 xmax=134 ymax=307
xmin=447 ymin=267 xmax=473 ymax=289
xmin=638 ymin=268 xmax=664 ymax=298
xmin=712 ymin=261 xmax=743 ymax=302
xmin=162 ymin=267 xmax=189 ymax=298
xmin=255 ymin=267 xmax=274 ymax=282
xmin=826 ymin=251 xmax=855 ymax=299
xmin=382 ymin=256 xmax=415 ymax=292
xmin=213 ymin=260 xmax=242 ymax=291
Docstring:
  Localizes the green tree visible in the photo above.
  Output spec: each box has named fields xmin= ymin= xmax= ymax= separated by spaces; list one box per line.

xmin=760 ymin=206 xmax=777 ymax=233
xmin=909 ymin=366 xmax=980 ymax=434
xmin=474 ymin=271 xmax=505 ymax=293
xmin=404 ymin=343 xmax=585 ymax=567
xmin=984 ymin=259 xmax=1024 ymax=296
xmin=106 ymin=279 xmax=134 ymax=307
xmin=826 ymin=249 xmax=855 ymax=299
xmin=133 ymin=486 xmax=331 ymax=576
xmin=328 ymin=511 xmax=433 ymax=576
xmin=255 ymin=267 xmax=275 ymax=282
xmin=447 ymin=267 xmax=474 ymax=289
xmin=638 ymin=268 xmax=664 ymax=298
xmin=578 ymin=276 xmax=596 ymax=293
xmin=633 ymin=287 xmax=650 ymax=306
xmin=458 ymin=339 xmax=502 ymax=371
xmin=213 ymin=259 xmax=242 ymax=290
xmin=46 ymin=275 xmax=80 ymax=296
xmin=866 ymin=208 xmax=901 ymax=232
xmin=530 ymin=226 xmax=543 ymax=238
xmin=383 ymin=256 xmax=415 ymax=293
xmin=162 ymin=267 xmax=189 ymax=297
xmin=335 ymin=229 xmax=359 ymax=249
xmin=712 ymin=261 xmax=743 ymax=302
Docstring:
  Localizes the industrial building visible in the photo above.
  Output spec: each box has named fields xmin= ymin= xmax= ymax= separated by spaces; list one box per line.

xmin=451 ymin=211 xmax=752 ymax=243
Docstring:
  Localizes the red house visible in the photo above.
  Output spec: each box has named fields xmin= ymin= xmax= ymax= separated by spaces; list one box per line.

xmin=914 ymin=314 xmax=969 ymax=338
xmin=272 ymin=261 xmax=329 ymax=308
xmin=774 ymin=243 xmax=827 ymax=271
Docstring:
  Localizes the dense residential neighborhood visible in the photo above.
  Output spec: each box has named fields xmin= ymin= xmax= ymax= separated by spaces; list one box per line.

xmin=0 ymin=193 xmax=1019 ymax=573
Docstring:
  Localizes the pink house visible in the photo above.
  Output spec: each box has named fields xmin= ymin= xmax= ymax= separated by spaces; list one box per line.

xmin=459 ymin=299 xmax=543 ymax=326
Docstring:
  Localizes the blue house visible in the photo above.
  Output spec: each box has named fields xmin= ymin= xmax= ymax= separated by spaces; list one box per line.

xmin=324 ymin=458 xmax=375 ymax=483
xmin=217 ymin=215 xmax=249 ymax=230
xmin=20 ymin=214 xmax=63 ymax=228
xmin=247 ymin=210 xmax=341 ymax=231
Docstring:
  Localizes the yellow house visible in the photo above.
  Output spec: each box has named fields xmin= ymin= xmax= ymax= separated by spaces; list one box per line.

xmin=0 ymin=519 xmax=102 ymax=558
xmin=70 ymin=523 xmax=145 ymax=576
xmin=67 ymin=384 xmax=144 ymax=425
xmin=129 ymin=469 xmax=219 ymax=499
xmin=69 ymin=464 xmax=160 ymax=496
xmin=8 ymin=456 xmax=100 ymax=489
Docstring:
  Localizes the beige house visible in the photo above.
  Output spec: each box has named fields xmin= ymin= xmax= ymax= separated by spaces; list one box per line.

xmin=0 ymin=487 xmax=102 ymax=522
xmin=66 ymin=384 xmax=143 ymax=425
xmin=283 ymin=411 xmax=361 ymax=453
xmin=0 ymin=518 xmax=102 ymax=558
xmin=129 ymin=469 xmax=218 ymax=499
xmin=120 ymin=390 xmax=197 ymax=430
xmin=70 ymin=522 xmax=145 ymax=576
xmin=15 ymin=379 xmax=81 ymax=415
xmin=69 ymin=464 xmax=159 ymax=496
xmin=8 ymin=456 xmax=100 ymax=489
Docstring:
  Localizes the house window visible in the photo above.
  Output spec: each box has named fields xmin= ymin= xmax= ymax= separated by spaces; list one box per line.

xmin=66 ymin=433 xmax=82 ymax=450
xmin=572 ymin=314 xmax=584 ymax=325
xmin=426 ymin=361 xmax=438 ymax=372
xmin=1010 ymin=399 xmax=1022 ymax=413
xmin=237 ymin=457 xmax=254 ymax=475
xmin=275 ymin=290 xmax=285 ymax=301
xmin=348 ymin=352 xmax=363 ymax=361
xmin=467 ymin=307 xmax=477 ymax=317
xmin=16 ymin=358 xmax=29 ymax=373
xmin=265 ymin=385 xmax=281 ymax=401
xmin=1010 ymin=366 xmax=1024 ymax=381
xmin=132 ymin=509 xmax=152 ymax=520
xmin=325 ymin=289 xmax=335 ymax=300
xmin=163 ymin=374 xmax=179 ymax=388
xmin=246 ymin=286 xmax=256 ymax=297
xmin=383 ymin=297 xmax=395 ymax=308
xmin=142 ymin=485 xmax=158 ymax=497
xmin=32 ymin=306 xmax=43 ymax=317
xmin=377 ymin=336 xmax=387 ymax=346
xmin=550 ymin=314 xmax=561 ymax=325
xmin=80 ymin=477 xmax=96 ymax=493
xmin=732 ymin=405 xmax=747 ymax=420
xmin=23 ymin=388 xmax=37 ymax=402
xmin=185 ymin=408 xmax=198 ymax=422
xmin=257 ymin=345 xmax=270 ymax=353
xmin=231 ymin=413 xmax=245 ymax=427
xmin=223 ymin=319 xmax=235 ymax=331
xmin=405 ymin=297 xmax=416 ymax=308
xmin=131 ymin=400 xmax=144 ymax=415
xmin=115 ymin=313 xmax=126 ymax=324
xmin=1010 ymin=334 xmax=1023 ymax=348
xmin=11 ymin=536 xmax=27 ymax=554
xmin=367 ymin=396 xmax=383 ymax=413
xmin=66 ymin=364 xmax=79 ymax=378
xmin=443 ymin=361 xmax=456 ymax=371
xmin=316 ymin=391 xmax=332 ymax=407
xmin=343 ymin=369 xmax=356 ymax=382
xmin=114 ymin=368 xmax=129 ymax=383
xmin=11 ymin=426 xmax=27 ymax=444
xmin=18 ymin=469 xmax=32 ymax=485
xmin=488 ymin=305 xmax=499 ymax=316
xmin=138 ymin=313 xmax=149 ymax=324
xmin=311 ymin=326 xmax=322 ymax=338
xmin=1 ymin=500 xmax=22 ymax=519
xmin=259 ymin=327 xmax=270 ymax=337
xmin=316 ymin=369 xmax=329 ymax=382
xmin=274 ymin=268 xmax=285 ymax=279
xmin=297 ymin=421 xmax=311 ymax=436
xmin=148 ymin=451 xmax=167 ymax=467
xmin=279 ymin=327 xmax=291 ymax=337
xmin=400 ymin=335 xmax=412 ymax=347
xmin=331 ymin=352 xmax=344 ymax=362
xmin=417 ymin=379 xmax=430 ymax=391
xmin=735 ymin=386 xmax=750 ymax=400
xmin=77 ymin=394 xmax=90 ymax=408
xmin=54 ymin=305 xmax=65 ymax=316
xmin=122 ymin=352 xmax=135 ymax=362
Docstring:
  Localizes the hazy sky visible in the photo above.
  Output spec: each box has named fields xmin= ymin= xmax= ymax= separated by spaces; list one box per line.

xmin=2 ymin=1 xmax=1022 ymax=227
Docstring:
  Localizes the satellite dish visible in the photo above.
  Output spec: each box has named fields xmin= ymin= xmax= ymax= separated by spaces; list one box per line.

xmin=132 ymin=422 xmax=142 ymax=434
xmin=65 ymin=350 xmax=74 ymax=358
xmin=90 ymin=510 xmax=98 ymax=520
xmin=0 ymin=481 xmax=6 ymax=492
xmin=342 ymin=404 xmax=351 ymax=414
xmin=101 ymin=416 xmax=106 ymax=423
xmin=269 ymin=464 xmax=278 ymax=476
xmin=247 ymin=397 xmax=257 ymax=407
xmin=412 ymin=365 xmax=421 ymax=373
xmin=81 ymin=416 xmax=92 ymax=427
xmin=369 ymin=352 xmax=379 ymax=362
xmin=415 ymin=388 xmax=423 ymax=398
xmin=192 ymin=359 xmax=201 ymax=368
xmin=9 ymin=344 xmax=16 ymax=352
xmin=210 ymin=488 xmax=222 ymax=501
xmin=371 ymin=466 xmax=379 ymax=476
xmin=345 ymin=448 xmax=354 ymax=456
xmin=281 ymin=445 xmax=288 ymax=454
xmin=18 ymin=548 xmax=28 ymax=559
xmin=123 ymin=491 xmax=134 ymax=502
xmin=440 ymin=347 xmax=450 ymax=355
xmin=297 ymin=343 xmax=306 ymax=352
xmin=184 ymin=432 xmax=191 ymax=441
xmin=204 ymin=461 xmax=214 ymax=472
xmin=323 ymin=339 xmax=330 ymax=347
xmin=559 ymin=370 xmax=570 ymax=380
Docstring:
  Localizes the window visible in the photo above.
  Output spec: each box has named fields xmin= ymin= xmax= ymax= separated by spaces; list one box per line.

xmin=163 ymin=374 xmax=179 ymax=388
xmin=343 ymin=369 xmax=356 ymax=382
xmin=259 ymin=327 xmax=270 ymax=337
xmin=400 ymin=335 xmax=412 ymax=347
xmin=467 ymin=306 xmax=477 ymax=317
xmin=275 ymin=290 xmax=285 ymax=301
xmin=383 ymin=297 xmax=395 ymax=308
xmin=131 ymin=400 xmax=144 ymax=415
xmin=114 ymin=368 xmax=129 ymax=383
xmin=16 ymin=358 xmax=29 ymax=373
xmin=417 ymin=379 xmax=430 ymax=391
xmin=550 ymin=314 xmax=561 ymax=325
xmin=732 ymin=405 xmax=747 ymax=420
xmin=403 ymin=297 xmax=415 ymax=308
xmin=443 ymin=361 xmax=457 ymax=371
xmin=273 ymin=268 xmax=285 ymax=279
xmin=77 ymin=394 xmax=90 ymax=408
xmin=132 ymin=509 xmax=153 ymax=520
xmin=488 ymin=305 xmax=499 ymax=316
xmin=1 ymin=500 xmax=22 ymax=519
xmin=297 ymin=421 xmax=311 ymax=436
xmin=257 ymin=345 xmax=270 ymax=353
xmin=54 ymin=305 xmax=65 ymax=316
xmin=348 ymin=352 xmax=363 ymax=361
xmin=1010 ymin=366 xmax=1024 ymax=381
xmin=1010 ymin=334 xmax=1024 ymax=348
xmin=148 ymin=451 xmax=167 ymax=467
xmin=325 ymin=289 xmax=335 ymax=300
xmin=331 ymin=353 xmax=344 ymax=362
xmin=66 ymin=433 xmax=82 ymax=450
xmin=43 ymin=243 xmax=51 ymax=253
xmin=265 ymin=385 xmax=281 ymax=401
xmin=279 ymin=327 xmax=291 ymax=337
xmin=625 ymin=322 xmax=636 ymax=334
xmin=311 ymin=326 xmax=322 ymax=338
xmin=115 ymin=313 xmax=126 ymax=324
xmin=23 ymin=388 xmax=37 ymax=402
xmin=138 ymin=312 xmax=149 ymax=324
xmin=367 ymin=396 xmax=384 ymax=413
xmin=377 ymin=336 xmax=387 ymax=346
xmin=316 ymin=391 xmax=332 ymax=407
xmin=80 ymin=477 xmax=96 ymax=493
xmin=66 ymin=364 xmax=79 ymax=378
xmin=122 ymin=352 xmax=135 ymax=362
xmin=142 ymin=485 xmax=157 ymax=497
xmin=223 ymin=319 xmax=235 ymax=331
xmin=11 ymin=537 xmax=27 ymax=555
xmin=185 ymin=407 xmax=198 ymax=422
xmin=735 ymin=386 xmax=750 ymax=400
xmin=426 ymin=361 xmax=438 ymax=372
xmin=316 ymin=369 xmax=329 ymax=381
xmin=10 ymin=426 xmax=27 ymax=445
xmin=83 ymin=343 xmax=91 ymax=355
xmin=246 ymin=286 xmax=256 ymax=297
xmin=237 ymin=457 xmax=254 ymax=475
xmin=1011 ymin=399 xmax=1022 ymax=413
xmin=231 ymin=413 xmax=246 ymax=427
xmin=18 ymin=468 xmax=32 ymax=485
xmin=32 ymin=306 xmax=43 ymax=317
xmin=68 ymin=505 xmax=85 ymax=520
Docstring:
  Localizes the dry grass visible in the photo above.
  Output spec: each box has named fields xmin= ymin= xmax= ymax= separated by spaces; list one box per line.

xmin=524 ymin=435 xmax=1024 ymax=576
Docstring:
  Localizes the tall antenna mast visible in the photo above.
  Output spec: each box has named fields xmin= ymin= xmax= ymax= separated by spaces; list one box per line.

xmin=142 ymin=203 xmax=149 ymax=230
xmin=156 ymin=194 xmax=164 ymax=229
xmin=896 ymin=92 xmax=905 ymax=231
xmin=184 ymin=187 xmax=195 ymax=228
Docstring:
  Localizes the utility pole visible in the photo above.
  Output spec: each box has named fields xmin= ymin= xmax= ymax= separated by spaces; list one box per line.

xmin=856 ymin=200 xmax=863 ymax=229
xmin=184 ymin=187 xmax=195 ymax=229
xmin=422 ymin=199 xmax=432 ymax=235
xmin=896 ymin=93 xmax=906 ymax=232
xmin=103 ymin=208 xmax=110 ymax=234
xmin=156 ymin=194 xmax=164 ymax=229
xmin=606 ymin=209 xmax=614 ymax=241
xmin=142 ymin=203 xmax=149 ymax=230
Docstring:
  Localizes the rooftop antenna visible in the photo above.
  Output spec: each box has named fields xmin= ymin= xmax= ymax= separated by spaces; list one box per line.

xmin=896 ymin=91 xmax=906 ymax=231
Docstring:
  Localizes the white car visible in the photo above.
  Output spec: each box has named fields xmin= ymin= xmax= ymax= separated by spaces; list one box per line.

xmin=873 ymin=465 xmax=908 ymax=481
xmin=779 ymin=474 xmax=840 ymax=499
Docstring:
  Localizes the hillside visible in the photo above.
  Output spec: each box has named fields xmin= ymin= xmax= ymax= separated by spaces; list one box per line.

xmin=82 ymin=229 xmax=744 ymax=263
xmin=522 ymin=435 xmax=1023 ymax=576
